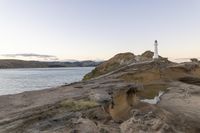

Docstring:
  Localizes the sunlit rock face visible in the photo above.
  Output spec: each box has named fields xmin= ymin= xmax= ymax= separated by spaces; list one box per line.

xmin=83 ymin=52 xmax=136 ymax=80
xmin=83 ymin=50 xmax=171 ymax=80
xmin=108 ymin=88 xmax=139 ymax=122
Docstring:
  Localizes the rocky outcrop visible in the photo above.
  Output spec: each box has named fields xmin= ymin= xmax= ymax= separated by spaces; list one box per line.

xmin=70 ymin=118 xmax=98 ymax=133
xmin=141 ymin=50 xmax=154 ymax=59
xmin=138 ymin=50 xmax=166 ymax=62
xmin=190 ymin=58 xmax=199 ymax=63
xmin=1 ymin=51 xmax=200 ymax=132
xmin=83 ymin=51 xmax=171 ymax=80
xmin=120 ymin=108 xmax=175 ymax=133
xmin=83 ymin=52 xmax=136 ymax=80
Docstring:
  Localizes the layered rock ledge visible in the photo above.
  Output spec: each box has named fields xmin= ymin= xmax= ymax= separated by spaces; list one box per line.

xmin=0 ymin=52 xmax=200 ymax=133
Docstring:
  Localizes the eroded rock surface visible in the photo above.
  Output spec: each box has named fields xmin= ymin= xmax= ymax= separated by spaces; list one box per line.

xmin=0 ymin=54 xmax=200 ymax=132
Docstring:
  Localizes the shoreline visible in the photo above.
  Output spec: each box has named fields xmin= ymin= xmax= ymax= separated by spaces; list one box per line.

xmin=0 ymin=78 xmax=200 ymax=132
xmin=0 ymin=59 xmax=200 ymax=132
xmin=0 ymin=66 xmax=95 ymax=70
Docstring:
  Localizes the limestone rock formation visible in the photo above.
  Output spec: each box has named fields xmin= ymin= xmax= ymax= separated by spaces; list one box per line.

xmin=141 ymin=50 xmax=154 ymax=59
xmin=70 ymin=118 xmax=98 ymax=133
xmin=1 ymin=51 xmax=200 ymax=133
xmin=83 ymin=51 xmax=170 ymax=80
xmin=120 ymin=108 xmax=175 ymax=133
xmin=83 ymin=52 xmax=136 ymax=80
xmin=191 ymin=58 xmax=199 ymax=63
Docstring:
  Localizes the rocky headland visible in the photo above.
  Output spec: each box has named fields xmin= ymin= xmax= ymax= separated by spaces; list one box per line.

xmin=0 ymin=51 xmax=200 ymax=133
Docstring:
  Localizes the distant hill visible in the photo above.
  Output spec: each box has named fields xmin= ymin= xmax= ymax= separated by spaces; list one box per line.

xmin=0 ymin=59 xmax=102 ymax=69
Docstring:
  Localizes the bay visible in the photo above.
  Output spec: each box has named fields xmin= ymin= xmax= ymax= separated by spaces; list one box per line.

xmin=0 ymin=67 xmax=94 ymax=95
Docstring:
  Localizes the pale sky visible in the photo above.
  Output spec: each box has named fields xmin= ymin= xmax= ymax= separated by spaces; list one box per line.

xmin=0 ymin=0 xmax=200 ymax=61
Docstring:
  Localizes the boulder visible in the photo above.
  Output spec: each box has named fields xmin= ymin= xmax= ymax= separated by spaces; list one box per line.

xmin=71 ymin=118 xmax=98 ymax=133
xmin=190 ymin=58 xmax=198 ymax=62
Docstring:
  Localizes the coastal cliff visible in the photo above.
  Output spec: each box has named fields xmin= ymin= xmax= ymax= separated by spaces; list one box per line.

xmin=0 ymin=52 xmax=200 ymax=133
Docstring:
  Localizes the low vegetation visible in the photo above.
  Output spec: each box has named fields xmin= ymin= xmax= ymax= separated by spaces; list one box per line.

xmin=60 ymin=99 xmax=99 ymax=111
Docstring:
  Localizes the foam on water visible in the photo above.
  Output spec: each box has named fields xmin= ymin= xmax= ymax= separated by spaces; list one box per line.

xmin=141 ymin=91 xmax=164 ymax=104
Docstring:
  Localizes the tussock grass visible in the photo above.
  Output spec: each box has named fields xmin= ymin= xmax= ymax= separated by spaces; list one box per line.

xmin=60 ymin=99 xmax=98 ymax=111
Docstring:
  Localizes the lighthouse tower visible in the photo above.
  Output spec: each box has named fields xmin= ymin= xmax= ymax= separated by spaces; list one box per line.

xmin=153 ymin=40 xmax=159 ymax=59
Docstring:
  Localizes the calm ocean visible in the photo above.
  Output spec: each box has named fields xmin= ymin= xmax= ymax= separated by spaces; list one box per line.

xmin=0 ymin=67 xmax=94 ymax=96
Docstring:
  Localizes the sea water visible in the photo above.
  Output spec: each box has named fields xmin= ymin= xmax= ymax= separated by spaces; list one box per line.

xmin=0 ymin=67 xmax=94 ymax=95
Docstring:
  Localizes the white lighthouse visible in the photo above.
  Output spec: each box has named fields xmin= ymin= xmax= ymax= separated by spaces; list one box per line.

xmin=153 ymin=40 xmax=159 ymax=59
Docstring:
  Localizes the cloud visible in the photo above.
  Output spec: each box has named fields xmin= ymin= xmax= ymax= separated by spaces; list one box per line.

xmin=1 ymin=53 xmax=59 ymax=61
